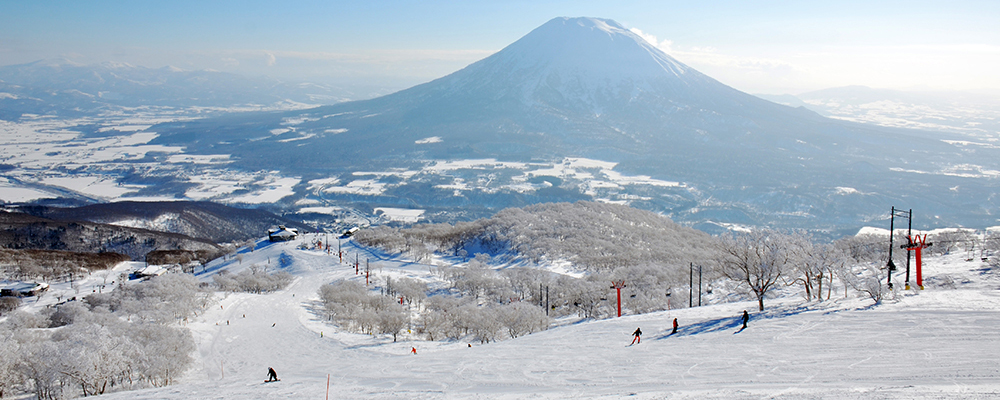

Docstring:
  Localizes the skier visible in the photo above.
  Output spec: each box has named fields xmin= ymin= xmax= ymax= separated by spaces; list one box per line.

xmin=672 ymin=318 xmax=678 ymax=335
xmin=630 ymin=327 xmax=642 ymax=345
xmin=266 ymin=367 xmax=278 ymax=382
xmin=411 ymin=347 xmax=417 ymax=355
xmin=741 ymin=310 xmax=749 ymax=330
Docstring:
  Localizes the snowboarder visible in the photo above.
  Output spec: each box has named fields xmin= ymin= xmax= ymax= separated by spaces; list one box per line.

xmin=411 ymin=347 xmax=417 ymax=355
xmin=266 ymin=367 xmax=278 ymax=382
xmin=741 ymin=310 xmax=749 ymax=330
xmin=672 ymin=318 xmax=678 ymax=335
xmin=630 ymin=327 xmax=642 ymax=345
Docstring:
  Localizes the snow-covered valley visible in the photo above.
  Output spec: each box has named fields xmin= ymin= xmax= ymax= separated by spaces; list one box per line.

xmin=71 ymin=235 xmax=1000 ymax=399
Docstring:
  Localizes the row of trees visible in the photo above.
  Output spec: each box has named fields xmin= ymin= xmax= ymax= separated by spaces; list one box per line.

xmin=354 ymin=201 xmax=719 ymax=271
xmin=0 ymin=273 xmax=209 ymax=399
xmin=351 ymin=202 xmax=1000 ymax=347
xmin=357 ymin=202 xmax=962 ymax=317
xmin=213 ymin=264 xmax=293 ymax=294
xmin=0 ymin=249 xmax=130 ymax=282
xmin=318 ymin=276 xmax=549 ymax=344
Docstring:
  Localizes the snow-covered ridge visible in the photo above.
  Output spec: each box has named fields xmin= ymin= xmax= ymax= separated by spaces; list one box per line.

xmin=74 ymin=232 xmax=1000 ymax=400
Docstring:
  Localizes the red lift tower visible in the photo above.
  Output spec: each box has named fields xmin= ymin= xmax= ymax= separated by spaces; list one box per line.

xmin=903 ymin=234 xmax=932 ymax=290
xmin=610 ymin=281 xmax=626 ymax=317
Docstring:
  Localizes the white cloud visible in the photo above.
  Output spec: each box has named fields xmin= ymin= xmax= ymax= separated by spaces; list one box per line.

xmin=265 ymin=52 xmax=276 ymax=66
xmin=629 ymin=28 xmax=673 ymax=53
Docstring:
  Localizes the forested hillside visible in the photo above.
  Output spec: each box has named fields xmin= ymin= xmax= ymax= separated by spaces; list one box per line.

xmin=353 ymin=202 xmax=721 ymax=319
xmin=357 ymin=201 xmax=718 ymax=271
xmin=0 ymin=211 xmax=222 ymax=260
xmin=16 ymin=201 xmax=313 ymax=244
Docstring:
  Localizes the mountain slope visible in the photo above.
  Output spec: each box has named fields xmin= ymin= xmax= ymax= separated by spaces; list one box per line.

xmin=89 ymin=236 xmax=1000 ymax=400
xmin=15 ymin=201 xmax=314 ymax=243
xmin=147 ymin=17 xmax=1000 ymax=232
xmin=0 ymin=210 xmax=221 ymax=260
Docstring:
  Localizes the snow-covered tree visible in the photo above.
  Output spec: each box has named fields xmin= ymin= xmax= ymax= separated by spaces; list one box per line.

xmin=716 ymin=230 xmax=796 ymax=311
xmin=789 ymin=240 xmax=847 ymax=302
xmin=498 ymin=302 xmax=548 ymax=339
xmin=843 ymin=262 xmax=889 ymax=304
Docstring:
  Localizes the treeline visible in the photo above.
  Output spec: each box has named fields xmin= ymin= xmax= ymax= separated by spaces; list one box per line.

xmin=0 ymin=273 xmax=211 ymax=399
xmin=355 ymin=201 xmax=717 ymax=271
xmin=355 ymin=201 xmax=1000 ymax=319
xmin=0 ymin=210 xmax=222 ymax=261
xmin=213 ymin=264 xmax=293 ymax=294
xmin=144 ymin=249 xmax=228 ymax=267
xmin=319 ymin=273 xmax=549 ymax=344
xmin=0 ymin=249 xmax=130 ymax=282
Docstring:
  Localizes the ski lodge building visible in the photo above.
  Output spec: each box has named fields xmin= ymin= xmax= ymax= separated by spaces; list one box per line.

xmin=1 ymin=281 xmax=50 ymax=297
xmin=268 ymin=226 xmax=299 ymax=242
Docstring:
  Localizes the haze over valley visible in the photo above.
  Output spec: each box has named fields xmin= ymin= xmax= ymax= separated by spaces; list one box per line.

xmin=3 ymin=17 xmax=1000 ymax=236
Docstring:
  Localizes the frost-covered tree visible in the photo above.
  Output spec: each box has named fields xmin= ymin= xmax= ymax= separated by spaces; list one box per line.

xmin=16 ymin=334 xmax=64 ymax=400
xmin=87 ymin=273 xmax=212 ymax=323
xmin=843 ymin=262 xmax=889 ymax=304
xmin=391 ymin=277 xmax=428 ymax=306
xmin=214 ymin=265 xmax=293 ymax=294
xmin=789 ymin=240 xmax=847 ymax=302
xmin=0 ymin=297 xmax=20 ymax=315
xmin=716 ymin=230 xmax=796 ymax=311
xmin=52 ymin=320 xmax=137 ymax=396
xmin=376 ymin=304 xmax=408 ymax=342
xmin=498 ymin=302 xmax=548 ymax=339
xmin=0 ymin=328 xmax=21 ymax=399
xmin=319 ymin=280 xmax=410 ymax=338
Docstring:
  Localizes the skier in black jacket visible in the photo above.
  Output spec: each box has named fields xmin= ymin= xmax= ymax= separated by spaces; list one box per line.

xmin=630 ymin=327 xmax=642 ymax=345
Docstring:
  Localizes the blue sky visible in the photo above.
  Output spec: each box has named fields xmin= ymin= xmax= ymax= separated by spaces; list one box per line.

xmin=2 ymin=0 xmax=998 ymax=94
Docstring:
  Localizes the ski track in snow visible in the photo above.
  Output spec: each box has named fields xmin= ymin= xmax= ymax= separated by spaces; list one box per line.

xmin=92 ymin=236 xmax=1000 ymax=399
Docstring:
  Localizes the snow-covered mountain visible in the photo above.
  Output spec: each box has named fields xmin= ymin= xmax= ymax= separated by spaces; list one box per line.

xmin=128 ymin=18 xmax=1000 ymax=231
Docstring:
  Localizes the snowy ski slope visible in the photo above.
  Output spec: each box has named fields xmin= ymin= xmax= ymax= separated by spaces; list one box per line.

xmin=95 ymin=234 xmax=1000 ymax=399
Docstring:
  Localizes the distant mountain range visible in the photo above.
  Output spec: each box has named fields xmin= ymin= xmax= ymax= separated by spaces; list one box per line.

xmin=756 ymin=86 xmax=1000 ymax=139
xmin=134 ymin=17 xmax=1000 ymax=234
xmin=0 ymin=210 xmax=221 ymax=260
xmin=13 ymin=201 xmax=314 ymax=244
xmin=0 ymin=59 xmax=357 ymax=120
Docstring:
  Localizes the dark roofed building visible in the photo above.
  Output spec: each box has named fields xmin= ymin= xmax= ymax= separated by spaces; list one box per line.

xmin=268 ymin=225 xmax=299 ymax=242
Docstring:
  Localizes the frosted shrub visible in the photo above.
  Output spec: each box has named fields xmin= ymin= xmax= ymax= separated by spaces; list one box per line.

xmin=0 ymin=296 xmax=20 ymax=315
xmin=319 ymin=280 xmax=407 ymax=338
xmin=498 ymin=302 xmax=549 ymax=339
xmin=214 ymin=264 xmax=293 ymax=294
xmin=844 ymin=263 xmax=889 ymax=304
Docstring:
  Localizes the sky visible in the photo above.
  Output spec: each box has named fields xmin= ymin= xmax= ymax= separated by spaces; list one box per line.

xmin=1 ymin=0 xmax=998 ymax=95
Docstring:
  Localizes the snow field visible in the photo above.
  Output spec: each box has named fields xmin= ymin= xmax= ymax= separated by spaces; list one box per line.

xmin=85 ymin=235 xmax=1000 ymax=399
